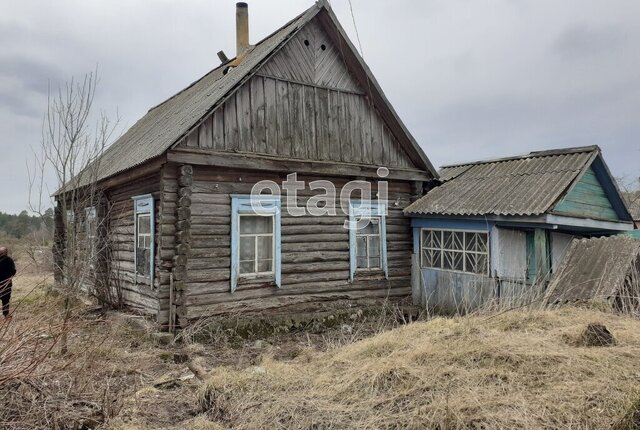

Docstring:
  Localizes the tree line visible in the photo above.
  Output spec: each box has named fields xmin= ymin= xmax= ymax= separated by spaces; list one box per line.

xmin=0 ymin=209 xmax=53 ymax=239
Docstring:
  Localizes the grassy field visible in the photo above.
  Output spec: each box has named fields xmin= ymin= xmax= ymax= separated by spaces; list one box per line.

xmin=2 ymin=275 xmax=640 ymax=429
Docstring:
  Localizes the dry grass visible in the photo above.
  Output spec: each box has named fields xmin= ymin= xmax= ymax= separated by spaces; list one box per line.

xmin=193 ymin=308 xmax=640 ymax=429
xmin=3 ymin=273 xmax=640 ymax=429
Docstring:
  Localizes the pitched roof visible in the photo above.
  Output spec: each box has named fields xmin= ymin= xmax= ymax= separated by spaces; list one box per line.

xmin=65 ymin=1 xmax=435 ymax=191
xmin=625 ymin=192 xmax=640 ymax=220
xmin=405 ymin=146 xmax=603 ymax=217
xmin=544 ymin=235 xmax=640 ymax=307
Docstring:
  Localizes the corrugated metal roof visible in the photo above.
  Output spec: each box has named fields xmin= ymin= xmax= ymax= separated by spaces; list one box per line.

xmin=64 ymin=4 xmax=319 ymax=191
xmin=405 ymin=146 xmax=598 ymax=216
xmin=626 ymin=193 xmax=640 ymax=220
xmin=544 ymin=235 xmax=640 ymax=305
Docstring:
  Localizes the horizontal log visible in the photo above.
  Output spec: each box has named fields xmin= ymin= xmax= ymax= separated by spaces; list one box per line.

xmin=281 ymin=251 xmax=348 ymax=264
xmin=185 ymin=276 xmax=409 ymax=301
xmin=191 ymin=225 xmax=231 ymax=236
xmin=187 ymin=268 xmax=230 ymax=283
xmin=190 ymin=205 xmax=231 ymax=217
xmin=187 ymin=257 xmax=231 ymax=270
xmin=168 ymin=148 xmax=432 ymax=181
xmin=281 ymin=242 xmax=349 ymax=252
xmin=282 ymin=233 xmax=347 ymax=244
xmin=281 ymin=261 xmax=348 ymax=274
xmin=191 ymin=236 xmax=231 ymax=249
xmin=191 ymin=216 xmax=231 ymax=226
xmin=186 ymin=286 xmax=412 ymax=316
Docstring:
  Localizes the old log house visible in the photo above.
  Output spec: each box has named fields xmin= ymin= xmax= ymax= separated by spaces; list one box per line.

xmin=54 ymin=1 xmax=438 ymax=327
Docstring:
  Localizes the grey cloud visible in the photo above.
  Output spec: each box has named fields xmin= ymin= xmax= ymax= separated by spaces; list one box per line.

xmin=0 ymin=0 xmax=639 ymax=214
xmin=0 ymin=55 xmax=65 ymax=94
xmin=552 ymin=24 xmax=626 ymax=59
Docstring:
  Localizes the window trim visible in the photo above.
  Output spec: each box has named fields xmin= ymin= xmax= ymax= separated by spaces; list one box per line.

xmin=348 ymin=201 xmax=388 ymax=281
xmin=231 ymin=195 xmax=281 ymax=292
xmin=85 ymin=206 xmax=97 ymax=260
xmin=420 ymin=228 xmax=489 ymax=275
xmin=132 ymin=194 xmax=155 ymax=286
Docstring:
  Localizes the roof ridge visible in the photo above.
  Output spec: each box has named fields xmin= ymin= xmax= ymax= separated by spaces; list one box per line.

xmin=441 ymin=145 xmax=600 ymax=170
xmin=146 ymin=3 xmax=319 ymax=114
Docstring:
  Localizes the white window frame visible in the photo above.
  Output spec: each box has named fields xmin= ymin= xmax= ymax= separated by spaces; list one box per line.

xmin=85 ymin=206 xmax=97 ymax=260
xmin=237 ymin=213 xmax=276 ymax=277
xmin=355 ymin=215 xmax=383 ymax=270
xmin=230 ymin=195 xmax=281 ymax=292
xmin=132 ymin=195 xmax=155 ymax=285
xmin=348 ymin=201 xmax=388 ymax=280
xmin=420 ymin=228 xmax=489 ymax=275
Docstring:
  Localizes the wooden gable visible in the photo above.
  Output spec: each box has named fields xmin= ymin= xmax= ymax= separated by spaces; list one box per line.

xmin=178 ymin=16 xmax=418 ymax=170
xmin=258 ymin=19 xmax=361 ymax=92
xmin=554 ymin=166 xmax=619 ymax=221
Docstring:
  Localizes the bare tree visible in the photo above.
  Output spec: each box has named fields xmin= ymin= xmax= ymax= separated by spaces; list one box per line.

xmin=27 ymin=69 xmax=123 ymax=333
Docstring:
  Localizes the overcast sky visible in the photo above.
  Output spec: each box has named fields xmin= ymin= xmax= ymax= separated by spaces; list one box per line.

xmin=1 ymin=0 xmax=639 ymax=213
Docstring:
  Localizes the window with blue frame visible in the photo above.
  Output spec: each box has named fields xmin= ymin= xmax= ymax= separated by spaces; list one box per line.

xmin=132 ymin=194 xmax=155 ymax=284
xmin=420 ymin=229 xmax=488 ymax=275
xmin=348 ymin=201 xmax=388 ymax=280
xmin=231 ymin=195 xmax=281 ymax=292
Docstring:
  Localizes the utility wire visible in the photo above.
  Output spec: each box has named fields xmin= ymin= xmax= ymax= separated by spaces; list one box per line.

xmin=347 ymin=0 xmax=365 ymax=58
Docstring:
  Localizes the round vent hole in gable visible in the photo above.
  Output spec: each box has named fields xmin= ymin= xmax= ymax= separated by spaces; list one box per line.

xmin=321 ymin=44 xmax=326 ymax=51
xmin=304 ymin=39 xmax=310 ymax=47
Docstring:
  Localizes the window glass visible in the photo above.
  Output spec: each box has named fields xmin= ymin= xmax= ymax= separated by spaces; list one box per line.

xmin=239 ymin=215 xmax=274 ymax=275
xmin=355 ymin=216 xmax=382 ymax=270
xmin=135 ymin=213 xmax=152 ymax=277
xmin=240 ymin=216 xmax=273 ymax=234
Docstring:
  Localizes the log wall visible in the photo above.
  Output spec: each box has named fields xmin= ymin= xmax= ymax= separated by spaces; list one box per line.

xmin=105 ymin=173 xmax=161 ymax=315
xmin=183 ymin=166 xmax=414 ymax=319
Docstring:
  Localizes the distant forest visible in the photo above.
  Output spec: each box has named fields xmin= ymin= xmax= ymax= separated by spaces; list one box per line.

xmin=0 ymin=210 xmax=53 ymax=239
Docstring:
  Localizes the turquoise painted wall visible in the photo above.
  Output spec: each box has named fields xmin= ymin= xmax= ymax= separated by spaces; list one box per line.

xmin=554 ymin=167 xmax=619 ymax=221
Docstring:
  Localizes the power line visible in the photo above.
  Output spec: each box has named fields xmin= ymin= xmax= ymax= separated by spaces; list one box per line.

xmin=347 ymin=0 xmax=364 ymax=58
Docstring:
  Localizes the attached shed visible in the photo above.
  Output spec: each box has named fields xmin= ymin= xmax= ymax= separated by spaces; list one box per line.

xmin=54 ymin=1 xmax=437 ymax=327
xmin=544 ymin=236 xmax=640 ymax=315
xmin=404 ymin=146 xmax=634 ymax=314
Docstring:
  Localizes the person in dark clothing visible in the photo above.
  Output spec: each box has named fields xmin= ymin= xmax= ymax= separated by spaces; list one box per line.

xmin=0 ymin=246 xmax=16 ymax=319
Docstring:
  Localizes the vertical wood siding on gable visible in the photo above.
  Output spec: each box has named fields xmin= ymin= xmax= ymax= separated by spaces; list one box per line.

xmin=259 ymin=18 xmax=361 ymax=93
xmin=178 ymin=15 xmax=417 ymax=169
xmin=554 ymin=167 xmax=619 ymax=221
xmin=180 ymin=75 xmax=415 ymax=169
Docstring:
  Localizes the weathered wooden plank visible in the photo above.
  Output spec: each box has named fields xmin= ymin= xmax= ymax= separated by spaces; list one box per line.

xmin=168 ymin=148 xmax=432 ymax=181
xmin=276 ymin=80 xmax=292 ymax=156
xmin=237 ymin=83 xmax=252 ymax=152
xmin=185 ymin=129 xmax=199 ymax=148
xmin=361 ymin=97 xmax=373 ymax=164
xmin=327 ymin=90 xmax=341 ymax=161
xmin=369 ymin=102 xmax=384 ymax=165
xmin=281 ymin=233 xmax=347 ymax=244
xmin=186 ymin=286 xmax=411 ymax=314
xmin=263 ymin=77 xmax=278 ymax=155
xmin=315 ymin=87 xmax=330 ymax=160
xmin=281 ymin=250 xmax=349 ymax=264
xmin=290 ymin=83 xmax=306 ymax=159
xmin=211 ymin=109 xmax=225 ymax=150
xmin=223 ymin=95 xmax=239 ymax=151
xmin=198 ymin=115 xmax=213 ymax=149
xmin=348 ymin=93 xmax=363 ymax=162
xmin=250 ymin=76 xmax=267 ymax=154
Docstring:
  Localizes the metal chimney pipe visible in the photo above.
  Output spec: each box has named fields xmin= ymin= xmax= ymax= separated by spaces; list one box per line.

xmin=236 ymin=2 xmax=249 ymax=57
